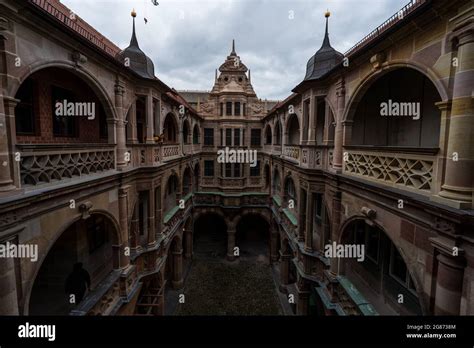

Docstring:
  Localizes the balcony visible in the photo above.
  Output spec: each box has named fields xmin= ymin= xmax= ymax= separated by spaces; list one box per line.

xmin=18 ymin=144 xmax=116 ymax=187
xmin=343 ymin=146 xmax=438 ymax=195
xmin=283 ymin=145 xmax=300 ymax=163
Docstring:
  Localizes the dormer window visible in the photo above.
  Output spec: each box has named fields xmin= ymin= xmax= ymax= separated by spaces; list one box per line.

xmin=234 ymin=102 xmax=241 ymax=116
xmin=226 ymin=102 xmax=232 ymax=116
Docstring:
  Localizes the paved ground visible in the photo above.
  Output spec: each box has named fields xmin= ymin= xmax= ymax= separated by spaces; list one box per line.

xmin=174 ymin=257 xmax=282 ymax=315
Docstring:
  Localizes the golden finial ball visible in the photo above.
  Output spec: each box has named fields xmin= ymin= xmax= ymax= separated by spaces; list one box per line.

xmin=325 ymin=10 xmax=331 ymax=18
xmin=131 ymin=8 xmax=137 ymax=18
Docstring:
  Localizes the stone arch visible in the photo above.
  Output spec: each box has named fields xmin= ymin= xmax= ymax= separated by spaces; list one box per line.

xmin=337 ymin=216 xmax=427 ymax=315
xmin=192 ymin=123 xmax=200 ymax=144
xmin=25 ymin=210 xmax=121 ymax=315
xmin=162 ymin=112 xmax=179 ymax=144
xmin=264 ymin=124 xmax=273 ymax=145
xmin=182 ymin=166 xmax=192 ymax=196
xmin=10 ymin=60 xmax=117 ymax=122
xmin=274 ymin=118 xmax=282 ymax=145
xmin=343 ymin=61 xmax=448 ymax=123
xmin=164 ymin=172 xmax=179 ymax=213
xmin=285 ymin=113 xmax=300 ymax=145
xmin=182 ymin=118 xmax=191 ymax=144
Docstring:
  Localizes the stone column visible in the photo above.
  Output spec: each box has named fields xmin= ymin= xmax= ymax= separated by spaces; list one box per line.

xmin=307 ymin=96 xmax=317 ymax=145
xmin=227 ymin=224 xmax=237 ymax=261
xmin=296 ymin=280 xmax=310 ymax=315
xmin=0 ymin=96 xmax=18 ymax=192
xmin=146 ymin=94 xmax=154 ymax=144
xmin=172 ymin=246 xmax=184 ymax=289
xmin=438 ymin=29 xmax=474 ymax=209
xmin=184 ymin=227 xmax=193 ymax=259
xmin=279 ymin=251 xmax=290 ymax=292
xmin=155 ymin=186 xmax=162 ymax=236
xmin=434 ymin=252 xmax=465 ymax=315
xmin=148 ymin=189 xmax=156 ymax=245
xmin=332 ymin=79 xmax=345 ymax=172
xmin=114 ymin=84 xmax=128 ymax=168
xmin=118 ymin=186 xmax=131 ymax=268
xmin=305 ymin=191 xmax=314 ymax=252
xmin=297 ymin=188 xmax=306 ymax=242
xmin=0 ymin=243 xmax=19 ymax=314
xmin=431 ymin=236 xmax=466 ymax=315
xmin=129 ymin=101 xmax=138 ymax=144
xmin=329 ymin=191 xmax=342 ymax=274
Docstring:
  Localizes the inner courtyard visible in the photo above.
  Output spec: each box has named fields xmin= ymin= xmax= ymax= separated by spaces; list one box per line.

xmin=0 ymin=0 xmax=473 ymax=318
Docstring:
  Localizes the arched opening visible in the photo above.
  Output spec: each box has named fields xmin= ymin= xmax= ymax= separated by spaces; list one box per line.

xmin=182 ymin=119 xmax=191 ymax=144
xmin=264 ymin=164 xmax=270 ymax=189
xmin=274 ymin=120 xmax=282 ymax=145
xmin=193 ymin=213 xmax=227 ymax=258
xmin=284 ymin=177 xmax=297 ymax=209
xmin=236 ymin=214 xmax=270 ymax=261
xmin=192 ymin=124 xmax=200 ymax=144
xmin=28 ymin=214 xmax=118 ymax=315
xmin=135 ymin=97 xmax=147 ymax=144
xmin=14 ymin=67 xmax=110 ymax=144
xmin=164 ymin=174 xmax=179 ymax=213
xmin=286 ymin=114 xmax=300 ymax=145
xmin=339 ymin=219 xmax=422 ymax=315
xmin=350 ymin=68 xmax=441 ymax=148
xmin=272 ymin=169 xmax=281 ymax=196
xmin=182 ymin=167 xmax=192 ymax=196
xmin=163 ymin=113 xmax=178 ymax=144
xmin=264 ymin=125 xmax=272 ymax=145
xmin=165 ymin=236 xmax=184 ymax=290
xmin=193 ymin=163 xmax=200 ymax=192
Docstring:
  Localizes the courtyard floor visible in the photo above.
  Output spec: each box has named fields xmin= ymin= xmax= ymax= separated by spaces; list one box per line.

xmin=173 ymin=257 xmax=283 ymax=315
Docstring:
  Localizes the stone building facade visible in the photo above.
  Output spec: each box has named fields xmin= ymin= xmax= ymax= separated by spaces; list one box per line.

xmin=0 ymin=0 xmax=472 ymax=316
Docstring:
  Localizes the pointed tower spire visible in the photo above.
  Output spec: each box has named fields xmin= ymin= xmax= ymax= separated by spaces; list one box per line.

xmin=322 ymin=10 xmax=331 ymax=48
xmin=130 ymin=9 xmax=139 ymax=48
xmin=230 ymin=39 xmax=236 ymax=56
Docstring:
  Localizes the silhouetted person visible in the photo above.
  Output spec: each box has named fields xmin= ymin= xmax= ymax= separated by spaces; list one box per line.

xmin=65 ymin=262 xmax=91 ymax=304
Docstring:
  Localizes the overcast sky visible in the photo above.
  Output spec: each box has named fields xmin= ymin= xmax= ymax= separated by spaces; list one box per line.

xmin=62 ymin=0 xmax=409 ymax=101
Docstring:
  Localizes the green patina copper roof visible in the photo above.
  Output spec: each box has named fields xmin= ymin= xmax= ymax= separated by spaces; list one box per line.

xmin=282 ymin=208 xmax=298 ymax=226
xmin=337 ymin=276 xmax=379 ymax=315
xmin=273 ymin=195 xmax=282 ymax=207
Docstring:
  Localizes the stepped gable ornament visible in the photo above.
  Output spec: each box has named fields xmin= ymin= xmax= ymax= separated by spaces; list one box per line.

xmin=249 ymin=102 xmax=264 ymax=114
xmin=200 ymin=100 xmax=214 ymax=113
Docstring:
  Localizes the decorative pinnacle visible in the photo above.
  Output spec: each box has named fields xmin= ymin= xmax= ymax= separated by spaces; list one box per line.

xmin=325 ymin=9 xmax=331 ymax=18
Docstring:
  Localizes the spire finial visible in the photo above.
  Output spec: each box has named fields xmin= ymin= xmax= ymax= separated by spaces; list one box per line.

xmin=248 ymin=69 xmax=251 ymax=83
xmin=322 ymin=9 xmax=331 ymax=47
xmin=130 ymin=9 xmax=139 ymax=47
xmin=231 ymin=39 xmax=236 ymax=55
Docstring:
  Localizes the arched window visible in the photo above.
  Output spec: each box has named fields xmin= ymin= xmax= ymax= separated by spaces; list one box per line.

xmin=272 ymin=169 xmax=281 ymax=195
xmin=287 ymin=114 xmax=300 ymax=145
xmin=265 ymin=125 xmax=272 ymax=145
xmin=351 ymin=68 xmax=441 ymax=148
xmin=163 ymin=113 xmax=178 ymax=143
xmin=274 ymin=120 xmax=282 ymax=145
xmin=192 ymin=124 xmax=200 ymax=144
xmin=182 ymin=120 xmax=190 ymax=144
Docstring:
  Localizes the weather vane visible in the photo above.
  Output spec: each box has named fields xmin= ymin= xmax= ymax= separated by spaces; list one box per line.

xmin=151 ymin=0 xmax=159 ymax=5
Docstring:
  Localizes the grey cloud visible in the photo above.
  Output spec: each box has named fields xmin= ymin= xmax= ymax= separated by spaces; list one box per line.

xmin=63 ymin=0 xmax=408 ymax=100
